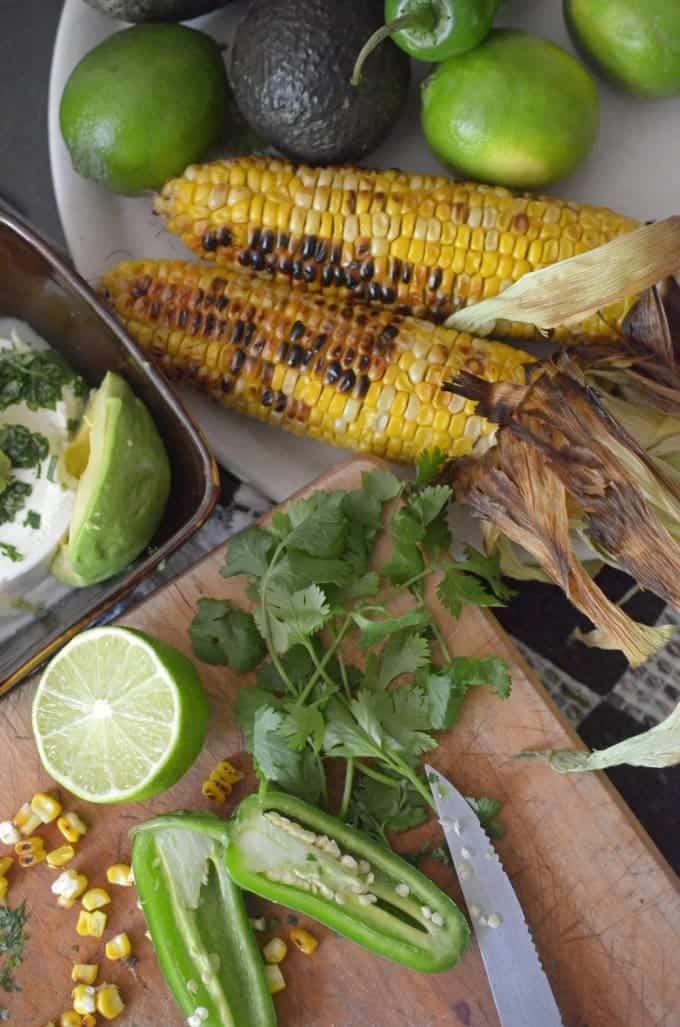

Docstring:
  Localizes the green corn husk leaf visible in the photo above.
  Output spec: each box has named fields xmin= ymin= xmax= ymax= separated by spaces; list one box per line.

xmin=445 ymin=218 xmax=680 ymax=336
xmin=520 ymin=700 xmax=680 ymax=770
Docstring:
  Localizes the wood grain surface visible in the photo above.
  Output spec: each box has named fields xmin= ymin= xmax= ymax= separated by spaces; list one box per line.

xmin=2 ymin=457 xmax=679 ymax=1027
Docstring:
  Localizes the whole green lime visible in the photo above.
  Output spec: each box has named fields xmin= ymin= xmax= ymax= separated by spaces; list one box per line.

xmin=60 ymin=24 xmax=228 ymax=194
xmin=565 ymin=0 xmax=680 ymax=97
xmin=421 ymin=29 xmax=599 ymax=188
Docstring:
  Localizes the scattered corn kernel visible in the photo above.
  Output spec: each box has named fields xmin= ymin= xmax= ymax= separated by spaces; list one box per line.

xmin=0 ymin=821 xmax=20 ymax=845
xmin=82 ymin=888 xmax=111 ymax=911
xmin=250 ymin=916 xmax=266 ymax=932
xmin=0 ymin=878 xmax=8 ymax=902
xmin=210 ymin=759 xmax=244 ymax=789
xmin=31 ymin=792 xmax=63 ymax=824
xmin=201 ymin=779 xmax=227 ymax=803
xmin=105 ymin=932 xmax=131 ymax=960
xmin=81 ymin=1017 xmax=96 ymax=1027
xmin=0 ymin=857 xmax=13 ymax=877
xmin=16 ymin=837 xmax=46 ymax=866
xmin=53 ymin=870 xmax=88 ymax=905
xmin=96 ymin=983 xmax=125 ymax=1020
xmin=72 ymin=963 xmax=99 ymax=985
xmin=76 ymin=910 xmax=107 ymax=938
xmin=72 ymin=984 xmax=96 ymax=1015
xmin=46 ymin=844 xmax=76 ymax=869
xmin=106 ymin=863 xmax=133 ymax=886
xmin=289 ymin=927 xmax=319 ymax=955
xmin=13 ymin=803 xmax=41 ymax=836
xmin=262 ymin=937 xmax=287 ymax=964
xmin=264 ymin=963 xmax=286 ymax=995
xmin=57 ymin=812 xmax=88 ymax=843
xmin=59 ymin=1013 xmax=81 ymax=1027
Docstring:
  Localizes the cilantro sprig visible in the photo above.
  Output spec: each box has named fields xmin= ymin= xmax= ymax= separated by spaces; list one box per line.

xmin=191 ymin=455 xmax=513 ymax=832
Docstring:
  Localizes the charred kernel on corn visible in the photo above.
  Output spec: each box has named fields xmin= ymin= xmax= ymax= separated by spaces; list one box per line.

xmin=58 ymin=812 xmax=88 ymax=843
xmin=46 ymin=844 xmax=76 ymax=868
xmin=96 ymin=983 xmax=125 ymax=1019
xmin=72 ymin=984 xmax=96 ymax=1015
xmin=155 ymin=156 xmax=638 ymax=344
xmin=72 ymin=964 xmax=99 ymax=985
xmin=105 ymin=933 xmax=132 ymax=960
xmin=262 ymin=937 xmax=287 ymax=964
xmin=264 ymin=964 xmax=286 ymax=995
xmin=82 ymin=888 xmax=111 ymax=911
xmin=101 ymin=261 xmax=531 ymax=466
xmin=31 ymin=792 xmax=62 ymax=823
xmin=106 ymin=864 xmax=133 ymax=887
xmin=76 ymin=910 xmax=107 ymax=938
xmin=289 ymin=927 xmax=319 ymax=954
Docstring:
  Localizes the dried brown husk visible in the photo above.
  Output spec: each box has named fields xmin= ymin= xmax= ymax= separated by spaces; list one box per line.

xmin=442 ymin=364 xmax=680 ymax=664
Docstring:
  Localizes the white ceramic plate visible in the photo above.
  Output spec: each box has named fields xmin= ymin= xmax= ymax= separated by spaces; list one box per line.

xmin=49 ymin=0 xmax=680 ymax=501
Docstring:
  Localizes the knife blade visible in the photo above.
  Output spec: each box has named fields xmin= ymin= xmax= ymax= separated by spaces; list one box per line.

xmin=425 ymin=765 xmax=563 ymax=1027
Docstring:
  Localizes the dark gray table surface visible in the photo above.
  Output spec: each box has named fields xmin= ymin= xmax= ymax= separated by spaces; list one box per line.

xmin=0 ymin=0 xmax=66 ymax=247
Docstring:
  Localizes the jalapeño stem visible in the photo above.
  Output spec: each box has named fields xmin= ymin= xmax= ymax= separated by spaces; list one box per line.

xmin=351 ymin=9 xmax=435 ymax=85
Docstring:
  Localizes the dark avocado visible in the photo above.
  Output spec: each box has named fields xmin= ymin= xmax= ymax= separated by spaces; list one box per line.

xmin=229 ymin=0 xmax=411 ymax=164
xmin=83 ymin=0 xmax=232 ymax=21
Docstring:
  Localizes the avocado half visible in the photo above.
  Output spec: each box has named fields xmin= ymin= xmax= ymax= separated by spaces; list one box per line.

xmin=52 ymin=372 xmax=171 ymax=588
xmin=83 ymin=0 xmax=233 ymax=21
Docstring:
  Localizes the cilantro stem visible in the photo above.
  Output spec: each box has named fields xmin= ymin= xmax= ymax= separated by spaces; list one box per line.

xmin=377 ymin=567 xmax=434 ymax=606
xmin=429 ymin=617 xmax=452 ymax=664
xmin=340 ymin=758 xmax=354 ymax=820
xmin=313 ymin=749 xmax=328 ymax=805
xmin=301 ymin=639 xmax=338 ymax=694
xmin=389 ymin=754 xmax=435 ymax=809
xmin=295 ymin=617 xmax=352 ymax=706
xmin=259 ymin=539 xmax=298 ymax=693
xmin=331 ymin=621 xmax=352 ymax=701
xmin=355 ymin=762 xmax=401 ymax=788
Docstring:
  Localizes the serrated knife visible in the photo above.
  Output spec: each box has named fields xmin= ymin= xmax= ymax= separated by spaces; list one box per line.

xmin=425 ymin=765 xmax=563 ymax=1027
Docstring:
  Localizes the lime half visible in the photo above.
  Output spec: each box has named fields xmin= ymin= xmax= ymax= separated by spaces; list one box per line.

xmin=32 ymin=627 xmax=209 ymax=804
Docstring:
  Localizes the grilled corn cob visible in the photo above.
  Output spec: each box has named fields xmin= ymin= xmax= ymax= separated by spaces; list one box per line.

xmin=101 ymin=260 xmax=531 ymax=463
xmin=155 ymin=156 xmax=638 ymax=343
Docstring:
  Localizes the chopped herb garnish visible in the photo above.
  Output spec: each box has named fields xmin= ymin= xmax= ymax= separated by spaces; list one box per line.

xmin=193 ymin=453 xmax=513 ymax=836
xmin=0 ymin=349 xmax=86 ymax=412
xmin=0 ymin=901 xmax=28 ymax=993
xmin=0 ymin=481 xmax=31 ymax=526
xmin=0 ymin=424 xmax=49 ymax=469
xmin=23 ymin=510 xmax=41 ymax=530
xmin=46 ymin=455 xmax=58 ymax=483
xmin=0 ymin=543 xmax=23 ymax=563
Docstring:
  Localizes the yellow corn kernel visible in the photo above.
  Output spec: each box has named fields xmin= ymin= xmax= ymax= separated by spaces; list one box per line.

xmin=262 ymin=937 xmax=287 ymax=964
xmin=76 ymin=910 xmax=107 ymax=938
xmin=72 ymin=964 xmax=99 ymax=985
xmin=53 ymin=870 xmax=88 ymax=906
xmin=72 ymin=984 xmax=96 ymax=1015
xmin=46 ymin=844 xmax=76 ymax=869
xmin=16 ymin=837 xmax=46 ymax=866
xmin=13 ymin=803 xmax=42 ymax=836
xmin=289 ymin=927 xmax=319 ymax=955
xmin=59 ymin=1013 xmax=81 ymax=1027
xmin=0 ymin=878 xmax=8 ymax=902
xmin=82 ymin=888 xmax=111 ymax=911
xmin=0 ymin=857 xmax=13 ymax=877
xmin=209 ymin=759 xmax=244 ymax=790
xmin=201 ymin=779 xmax=227 ymax=804
xmin=0 ymin=822 xmax=20 ymax=845
xmin=57 ymin=812 xmax=88 ymax=843
xmin=96 ymin=983 xmax=125 ymax=1020
xmin=106 ymin=863 xmax=133 ymax=887
xmin=105 ymin=932 xmax=131 ymax=960
xmin=264 ymin=963 xmax=286 ymax=995
xmin=81 ymin=1017 xmax=96 ymax=1027
xmin=31 ymin=792 xmax=62 ymax=824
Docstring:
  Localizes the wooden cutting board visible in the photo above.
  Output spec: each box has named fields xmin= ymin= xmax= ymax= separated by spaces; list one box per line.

xmin=2 ymin=457 xmax=679 ymax=1027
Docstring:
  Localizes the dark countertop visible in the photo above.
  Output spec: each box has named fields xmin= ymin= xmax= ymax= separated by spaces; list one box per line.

xmin=1 ymin=0 xmax=678 ymax=878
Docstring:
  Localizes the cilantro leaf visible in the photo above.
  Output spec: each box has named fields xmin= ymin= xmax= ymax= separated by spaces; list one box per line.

xmin=285 ymin=491 xmax=348 ymax=557
xmin=258 ymin=585 xmax=330 ymax=653
xmin=0 ymin=349 xmax=85 ymax=413
xmin=281 ymin=703 xmax=326 ymax=752
xmin=190 ymin=598 xmax=265 ymax=672
xmin=418 ymin=656 xmax=511 ymax=729
xmin=377 ymin=632 xmax=430 ymax=688
xmin=285 ymin=550 xmax=353 ymax=589
xmin=451 ymin=546 xmax=514 ymax=602
xmin=340 ymin=571 xmax=381 ymax=599
xmin=352 ymin=606 xmax=431 ymax=648
xmin=222 ymin=526 xmax=274 ymax=579
xmin=322 ymin=699 xmax=382 ymax=760
xmin=466 ymin=795 xmax=506 ymax=839
xmin=388 ymin=688 xmax=437 ymax=759
xmin=252 ymin=706 xmax=322 ymax=803
xmin=361 ymin=468 xmax=402 ymax=503
xmin=0 ymin=424 xmax=49 ymax=469
xmin=405 ymin=485 xmax=452 ymax=528
xmin=449 ymin=656 xmax=512 ymax=699
xmin=415 ymin=448 xmax=448 ymax=487
xmin=436 ymin=564 xmax=505 ymax=617
xmin=381 ymin=542 xmax=425 ymax=585
xmin=349 ymin=778 xmax=429 ymax=841
xmin=418 ymin=669 xmax=464 ymax=730
xmin=236 ymin=687 xmax=283 ymax=747
xmin=389 ymin=508 xmax=425 ymax=547
xmin=256 ymin=646 xmax=316 ymax=694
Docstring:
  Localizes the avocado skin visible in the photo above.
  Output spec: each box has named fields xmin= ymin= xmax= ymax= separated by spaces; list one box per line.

xmin=83 ymin=0 xmax=232 ymax=21
xmin=229 ymin=0 xmax=411 ymax=164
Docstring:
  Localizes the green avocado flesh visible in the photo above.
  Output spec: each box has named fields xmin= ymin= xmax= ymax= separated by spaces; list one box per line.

xmin=52 ymin=372 xmax=170 ymax=587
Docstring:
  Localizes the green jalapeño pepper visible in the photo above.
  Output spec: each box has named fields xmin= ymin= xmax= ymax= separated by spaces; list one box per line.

xmin=225 ymin=792 xmax=470 ymax=974
xmin=131 ymin=812 xmax=276 ymax=1027
xmin=352 ymin=0 xmax=499 ymax=84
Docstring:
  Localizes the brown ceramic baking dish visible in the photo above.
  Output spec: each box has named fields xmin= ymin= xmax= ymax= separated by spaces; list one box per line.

xmin=0 ymin=212 xmax=219 ymax=694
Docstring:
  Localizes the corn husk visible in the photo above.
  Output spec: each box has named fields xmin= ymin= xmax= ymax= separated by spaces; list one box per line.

xmin=445 ymin=218 xmax=680 ymax=337
xmin=520 ymin=701 xmax=680 ymax=771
